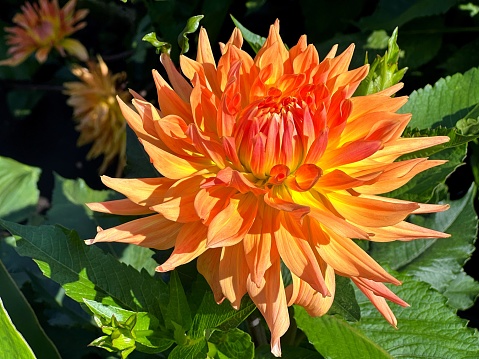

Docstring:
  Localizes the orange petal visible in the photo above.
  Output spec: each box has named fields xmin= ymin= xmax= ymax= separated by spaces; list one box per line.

xmin=100 ymin=176 xmax=174 ymax=207
xmin=327 ymin=191 xmax=419 ymax=227
xmin=359 ymin=220 xmax=450 ymax=242
xmin=371 ymin=136 xmax=450 ymax=162
xmin=194 ymin=186 xmax=236 ymax=225
xmin=319 ymin=140 xmax=383 ymax=169
xmin=219 ymin=243 xmax=249 ymax=309
xmin=161 ymin=53 xmax=192 ymax=102
xmin=150 ymin=175 xmax=203 ymax=222
xmin=197 ymin=248 xmax=225 ymax=303
xmin=315 ymin=224 xmax=400 ymax=285
xmin=247 ymin=259 xmax=289 ymax=357
xmin=157 ymin=221 xmax=208 ymax=272
xmin=86 ymin=198 xmax=154 ymax=215
xmin=286 ymin=262 xmax=335 ymax=316
xmin=87 ymin=214 xmax=181 ymax=250
xmin=207 ymin=193 xmax=258 ymax=248
xmin=243 ymin=202 xmax=277 ymax=287
xmin=275 ymin=212 xmax=330 ymax=296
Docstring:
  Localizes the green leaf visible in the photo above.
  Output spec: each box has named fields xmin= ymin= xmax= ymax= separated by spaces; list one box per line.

xmin=190 ymin=292 xmax=256 ymax=338
xmin=0 ymin=260 xmax=61 ymax=359
xmin=0 ymin=156 xmax=40 ymax=222
xmin=0 ymin=220 xmax=168 ymax=323
xmin=0 ymin=297 xmax=36 ymax=359
xmin=370 ymin=184 xmax=479 ymax=310
xmin=83 ymin=299 xmax=173 ymax=355
xmin=168 ymin=270 xmax=193 ymax=331
xmin=230 ymin=15 xmax=266 ymax=53
xmin=295 ymin=306 xmax=393 ymax=359
xmin=178 ymin=15 xmax=204 ymax=55
xmin=355 ymin=28 xmax=407 ymax=96
xmin=142 ymin=32 xmax=172 ymax=54
xmin=119 ymin=244 xmax=157 ymax=276
xmin=354 ymin=273 xmax=479 ymax=358
xmin=327 ymin=276 xmax=360 ymax=321
xmin=400 ymin=67 xmax=479 ymax=129
xmin=358 ymin=0 xmax=457 ymax=31
xmin=254 ymin=345 xmax=323 ymax=358
xmin=208 ymin=328 xmax=254 ymax=359
xmin=168 ymin=337 xmax=209 ymax=359
xmin=46 ymin=174 xmax=117 ymax=239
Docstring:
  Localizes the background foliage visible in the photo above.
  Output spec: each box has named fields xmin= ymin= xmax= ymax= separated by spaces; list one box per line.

xmin=1 ymin=0 xmax=479 ymax=358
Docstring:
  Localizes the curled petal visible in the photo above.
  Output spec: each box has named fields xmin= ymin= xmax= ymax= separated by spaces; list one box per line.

xmin=219 ymin=243 xmax=249 ymax=308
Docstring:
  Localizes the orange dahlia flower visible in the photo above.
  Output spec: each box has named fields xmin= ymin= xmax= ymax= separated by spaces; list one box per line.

xmin=0 ymin=0 xmax=88 ymax=66
xmin=86 ymin=22 xmax=450 ymax=356
xmin=64 ymin=56 xmax=129 ymax=176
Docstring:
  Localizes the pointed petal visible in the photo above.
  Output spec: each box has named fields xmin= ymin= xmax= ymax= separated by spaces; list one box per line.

xmin=327 ymin=191 xmax=419 ymax=227
xmin=100 ymin=176 xmax=174 ymax=207
xmin=359 ymin=220 xmax=450 ymax=242
xmin=157 ymin=221 xmax=208 ymax=272
xmin=219 ymin=243 xmax=249 ymax=309
xmin=247 ymin=260 xmax=289 ymax=357
xmin=88 ymin=214 xmax=181 ymax=249
xmin=197 ymin=248 xmax=225 ymax=303
xmin=86 ymin=198 xmax=154 ymax=215
xmin=315 ymin=224 xmax=400 ymax=285
xmin=275 ymin=212 xmax=329 ymax=295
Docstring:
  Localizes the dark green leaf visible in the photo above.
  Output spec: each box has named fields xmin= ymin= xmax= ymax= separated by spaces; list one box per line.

xmin=190 ymin=292 xmax=256 ymax=338
xmin=46 ymin=174 xmax=117 ymax=239
xmin=178 ymin=15 xmax=204 ymax=55
xmin=230 ymin=15 xmax=266 ymax=54
xmin=0 ymin=156 xmax=40 ymax=222
xmin=359 ymin=0 xmax=457 ymax=31
xmin=371 ymin=184 xmax=479 ymax=310
xmin=125 ymin=126 xmax=159 ymax=179
xmin=400 ymin=67 xmax=479 ymax=129
xmin=0 ymin=260 xmax=61 ymax=359
xmin=0 ymin=298 xmax=36 ymax=359
xmin=295 ymin=306 xmax=393 ymax=359
xmin=168 ymin=270 xmax=192 ymax=331
xmin=208 ymin=328 xmax=254 ymax=359
xmin=0 ymin=220 xmax=168 ymax=323
xmin=354 ymin=273 xmax=479 ymax=358
xmin=327 ymin=276 xmax=360 ymax=321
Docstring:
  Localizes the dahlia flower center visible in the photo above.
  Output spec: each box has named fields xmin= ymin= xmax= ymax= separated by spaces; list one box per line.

xmin=233 ymin=86 xmax=323 ymax=192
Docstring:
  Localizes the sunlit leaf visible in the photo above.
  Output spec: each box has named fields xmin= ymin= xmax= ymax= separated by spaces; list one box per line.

xmin=0 ymin=297 xmax=36 ymax=359
xmin=178 ymin=15 xmax=204 ymax=54
xmin=208 ymin=328 xmax=254 ymax=359
xmin=0 ymin=156 xmax=40 ymax=222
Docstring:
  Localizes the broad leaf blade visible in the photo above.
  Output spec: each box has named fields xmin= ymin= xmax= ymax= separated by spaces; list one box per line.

xmin=295 ymin=306 xmax=393 ymax=359
xmin=0 ymin=297 xmax=36 ymax=359
xmin=208 ymin=328 xmax=254 ymax=359
xmin=400 ymin=67 xmax=479 ymax=129
xmin=371 ymin=184 xmax=479 ymax=310
xmin=354 ymin=274 xmax=479 ymax=358
xmin=0 ymin=156 xmax=40 ymax=222
xmin=168 ymin=270 xmax=192 ymax=330
xmin=327 ymin=276 xmax=360 ymax=321
xmin=0 ymin=220 xmax=168 ymax=322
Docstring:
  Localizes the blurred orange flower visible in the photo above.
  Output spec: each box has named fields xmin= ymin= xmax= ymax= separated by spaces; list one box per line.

xmin=0 ymin=0 xmax=88 ymax=66
xmin=86 ymin=22 xmax=450 ymax=356
xmin=64 ymin=56 xmax=129 ymax=176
